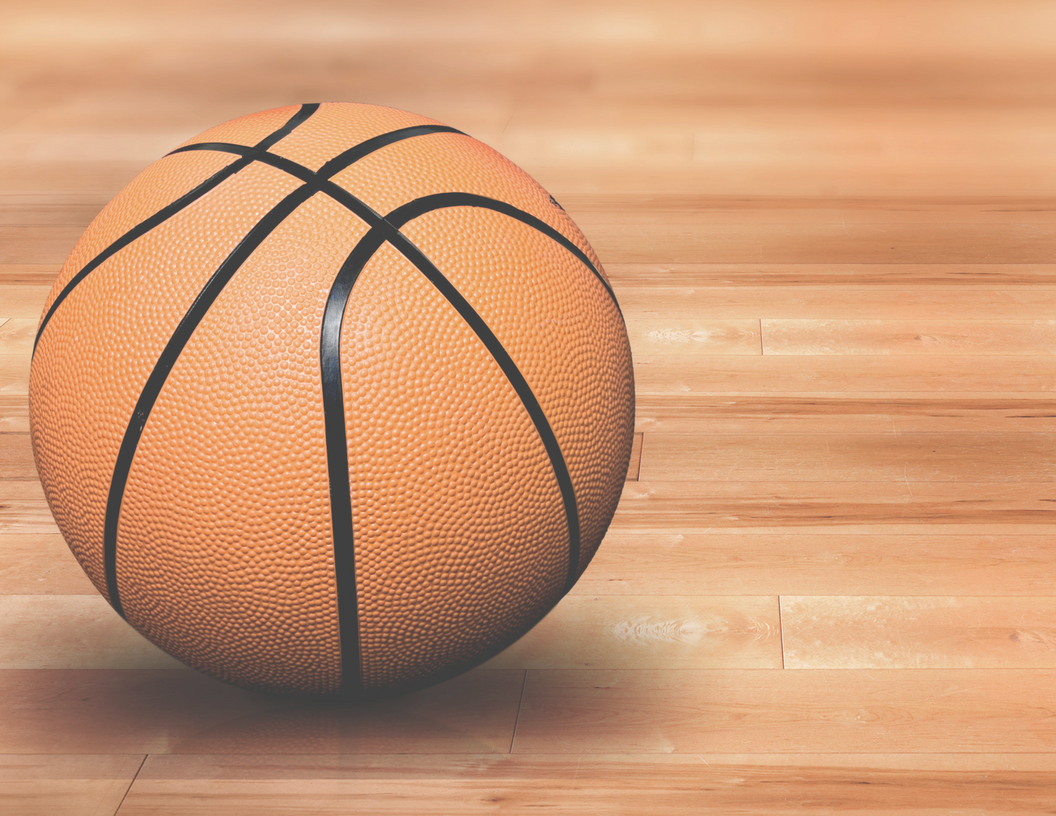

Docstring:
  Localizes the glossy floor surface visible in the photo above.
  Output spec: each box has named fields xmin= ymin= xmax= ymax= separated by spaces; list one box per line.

xmin=4 ymin=1 xmax=1056 ymax=813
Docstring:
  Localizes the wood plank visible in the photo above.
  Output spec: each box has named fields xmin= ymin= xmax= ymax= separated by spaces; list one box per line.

xmin=0 ymin=434 xmax=34 ymax=481
xmin=0 ymin=264 xmax=60 ymax=285
xmin=618 ymin=284 xmax=1056 ymax=320
xmin=0 ymin=668 xmax=524 ymax=754
xmin=606 ymin=262 xmax=1056 ymax=287
xmin=483 ymin=595 xmax=780 ymax=670
xmin=638 ymin=432 xmax=1056 ymax=483
xmin=783 ymin=596 xmax=1056 ymax=669
xmin=0 ymin=394 xmax=29 ymax=433
xmin=535 ymin=163 xmax=1056 ymax=198
xmin=0 ymin=161 xmax=147 ymax=195
xmin=0 ymin=226 xmax=82 ymax=265
xmin=633 ymin=395 xmax=1056 ymax=434
xmin=514 ymin=669 xmax=1056 ymax=754
xmin=0 ymin=356 xmax=30 ymax=395
xmin=5 ymin=0 xmax=1056 ymax=59
xmin=117 ymin=753 xmax=1056 ymax=816
xmin=572 ymin=196 xmax=1056 ymax=226
xmin=632 ymin=355 xmax=1056 ymax=394
xmin=0 ymin=318 xmax=32 ymax=357
xmin=627 ymin=317 xmax=760 ymax=357
xmin=0 ymin=284 xmax=49 ymax=318
xmin=583 ymin=532 xmax=1056 ymax=597
xmin=571 ymin=53 xmax=1056 ymax=102
xmin=0 ymin=595 xmax=181 ymax=669
xmin=586 ymin=218 xmax=1056 ymax=265
xmin=763 ymin=318 xmax=1056 ymax=355
xmin=511 ymin=109 xmax=1056 ymax=196
xmin=0 ymin=754 xmax=143 ymax=816
xmin=0 ymin=533 xmax=96 ymax=595
xmin=0 ymin=193 xmax=108 ymax=227
xmin=0 ymin=130 xmax=193 ymax=165
xmin=610 ymin=480 xmax=1056 ymax=534
xmin=0 ymin=481 xmax=56 ymax=533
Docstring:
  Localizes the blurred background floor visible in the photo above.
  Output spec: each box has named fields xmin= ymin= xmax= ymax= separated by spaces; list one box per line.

xmin=5 ymin=1 xmax=1056 ymax=813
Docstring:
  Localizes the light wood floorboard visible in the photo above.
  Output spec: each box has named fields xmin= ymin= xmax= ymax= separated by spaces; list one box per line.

xmin=782 ymin=595 xmax=1056 ymax=670
xmin=116 ymin=754 xmax=1056 ymax=815
xmin=0 ymin=668 xmax=524 ymax=755
xmin=514 ymin=669 xmax=1056 ymax=754
xmin=0 ymin=755 xmax=143 ymax=816
xmin=639 ymin=432 xmax=1056 ymax=483
xmin=582 ymin=532 xmax=1056 ymax=597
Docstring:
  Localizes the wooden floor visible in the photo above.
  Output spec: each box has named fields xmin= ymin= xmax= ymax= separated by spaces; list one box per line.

xmin=5 ymin=0 xmax=1056 ymax=812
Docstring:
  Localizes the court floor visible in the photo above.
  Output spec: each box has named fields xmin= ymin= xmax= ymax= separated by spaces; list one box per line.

xmin=3 ymin=1 xmax=1056 ymax=812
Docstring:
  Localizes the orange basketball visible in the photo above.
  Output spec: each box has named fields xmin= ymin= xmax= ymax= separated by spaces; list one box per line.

xmin=28 ymin=103 xmax=634 ymax=697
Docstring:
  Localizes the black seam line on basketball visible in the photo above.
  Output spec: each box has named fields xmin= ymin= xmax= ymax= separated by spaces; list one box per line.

xmin=176 ymin=148 xmax=620 ymax=325
xmin=379 ymin=224 xmax=583 ymax=594
xmin=31 ymin=104 xmax=320 ymax=357
xmin=385 ymin=193 xmax=621 ymax=317
xmin=255 ymin=103 xmax=321 ymax=149
xmin=320 ymin=223 xmax=580 ymax=691
xmin=102 ymin=182 xmax=318 ymax=618
xmin=161 ymin=141 xmax=617 ymax=327
xmin=165 ymin=123 xmax=466 ymax=226
xmin=319 ymin=231 xmax=392 ymax=694
xmin=169 ymin=124 xmax=465 ymax=182
xmin=100 ymin=123 xmax=459 ymax=617
xmin=167 ymin=143 xmax=378 ymax=225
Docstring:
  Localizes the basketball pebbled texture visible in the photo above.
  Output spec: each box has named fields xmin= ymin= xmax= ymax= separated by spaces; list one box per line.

xmin=28 ymin=102 xmax=635 ymax=698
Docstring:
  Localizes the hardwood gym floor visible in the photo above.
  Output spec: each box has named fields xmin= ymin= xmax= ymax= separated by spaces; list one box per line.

xmin=4 ymin=1 xmax=1056 ymax=812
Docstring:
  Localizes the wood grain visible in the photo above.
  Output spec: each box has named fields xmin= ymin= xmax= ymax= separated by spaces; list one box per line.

xmin=0 ymin=481 xmax=55 ymax=534
xmin=0 ymin=534 xmax=96 ymax=595
xmin=639 ymin=432 xmax=1056 ymax=482
xmin=0 ymin=668 xmax=524 ymax=754
xmin=0 ymin=265 xmax=60 ymax=286
xmin=0 ymin=356 xmax=31 ymax=395
xmin=632 ymin=355 xmax=1056 ymax=394
xmin=763 ymin=318 xmax=1056 ymax=355
xmin=514 ymin=669 xmax=1056 ymax=754
xmin=0 ymin=318 xmax=32 ymax=357
xmin=0 ymin=595 xmax=182 ymax=669
xmin=0 ymin=394 xmax=29 ymax=433
xmin=626 ymin=317 xmax=760 ymax=357
xmin=583 ymin=214 xmax=1056 ymax=264
xmin=0 ymin=226 xmax=81 ymax=265
xmin=611 ymin=480 xmax=1056 ymax=534
xmin=0 ymin=434 xmax=34 ymax=481
xmin=633 ymin=394 xmax=1056 ymax=434
xmin=0 ymin=194 xmax=110 ymax=228
xmin=783 ymin=596 xmax=1056 ymax=669
xmin=0 ymin=283 xmax=49 ymax=319
xmin=606 ymin=262 xmax=1056 ymax=287
xmin=0 ymin=754 xmax=143 ymax=816
xmin=115 ymin=753 xmax=1056 ymax=816
xmin=618 ymin=283 xmax=1056 ymax=321
xmin=482 ymin=595 xmax=781 ymax=670
xmin=583 ymin=532 xmax=1056 ymax=597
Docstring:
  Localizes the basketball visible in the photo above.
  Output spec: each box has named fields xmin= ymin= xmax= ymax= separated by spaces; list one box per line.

xmin=28 ymin=102 xmax=634 ymax=698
